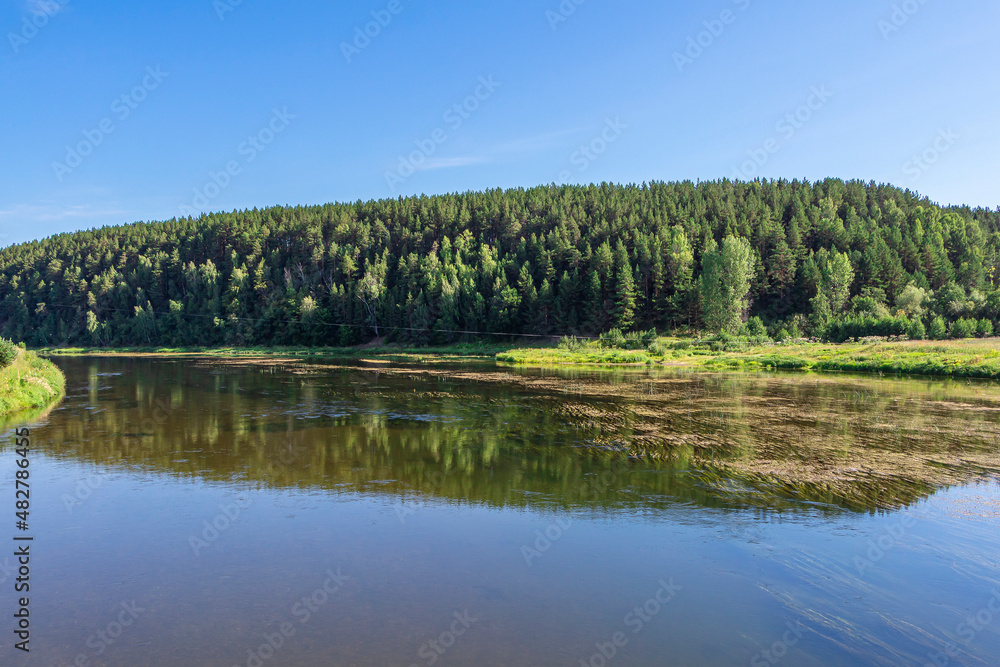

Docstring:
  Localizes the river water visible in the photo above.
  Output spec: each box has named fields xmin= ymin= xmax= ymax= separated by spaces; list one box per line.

xmin=2 ymin=356 xmax=999 ymax=666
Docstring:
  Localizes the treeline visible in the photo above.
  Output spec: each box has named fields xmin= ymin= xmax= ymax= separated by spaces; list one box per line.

xmin=1 ymin=179 xmax=999 ymax=347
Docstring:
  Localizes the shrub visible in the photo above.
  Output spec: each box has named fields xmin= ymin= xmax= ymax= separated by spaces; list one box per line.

xmin=0 ymin=338 xmax=18 ymax=368
xmin=599 ymin=328 xmax=626 ymax=349
xmin=929 ymin=317 xmax=948 ymax=340
xmin=558 ymin=336 xmax=584 ymax=351
xmin=976 ymin=318 xmax=994 ymax=338
xmin=906 ymin=317 xmax=926 ymax=341
xmin=950 ymin=318 xmax=976 ymax=339
xmin=774 ymin=328 xmax=791 ymax=342
xmin=824 ymin=314 xmax=910 ymax=343
xmin=743 ymin=316 xmax=767 ymax=337
xmin=599 ymin=328 xmax=657 ymax=350
xmin=647 ymin=341 xmax=668 ymax=356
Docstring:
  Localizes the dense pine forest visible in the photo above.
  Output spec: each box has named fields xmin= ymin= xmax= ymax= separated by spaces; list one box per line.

xmin=2 ymin=179 xmax=999 ymax=348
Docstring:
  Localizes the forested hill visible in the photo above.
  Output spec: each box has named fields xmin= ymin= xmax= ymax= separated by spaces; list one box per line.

xmin=2 ymin=179 xmax=999 ymax=348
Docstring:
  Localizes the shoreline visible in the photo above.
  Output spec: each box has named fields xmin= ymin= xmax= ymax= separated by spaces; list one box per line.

xmin=0 ymin=349 xmax=66 ymax=424
xmin=35 ymin=337 xmax=1000 ymax=381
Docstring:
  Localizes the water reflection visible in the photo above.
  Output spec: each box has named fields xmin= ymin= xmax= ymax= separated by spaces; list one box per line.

xmin=34 ymin=357 xmax=1000 ymax=513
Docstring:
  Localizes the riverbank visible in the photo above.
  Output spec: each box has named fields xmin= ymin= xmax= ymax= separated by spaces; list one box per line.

xmin=38 ymin=337 xmax=1000 ymax=380
xmin=39 ymin=341 xmax=520 ymax=364
xmin=0 ymin=348 xmax=66 ymax=419
xmin=497 ymin=337 xmax=1000 ymax=379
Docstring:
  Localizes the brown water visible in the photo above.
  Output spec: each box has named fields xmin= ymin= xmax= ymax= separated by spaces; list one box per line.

xmin=2 ymin=357 xmax=1000 ymax=666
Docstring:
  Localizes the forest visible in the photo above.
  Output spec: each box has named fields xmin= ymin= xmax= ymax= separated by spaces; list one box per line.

xmin=1 ymin=178 xmax=999 ymax=348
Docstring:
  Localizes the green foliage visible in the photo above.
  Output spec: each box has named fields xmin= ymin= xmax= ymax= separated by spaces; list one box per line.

xmin=906 ymin=317 xmax=926 ymax=341
xmin=824 ymin=315 xmax=911 ymax=343
xmin=976 ymin=318 xmax=994 ymax=338
xmin=742 ymin=316 xmax=768 ymax=338
xmin=929 ymin=316 xmax=948 ymax=340
xmin=699 ymin=235 xmax=754 ymax=334
xmin=598 ymin=328 xmax=656 ymax=350
xmin=0 ymin=344 xmax=65 ymax=417
xmin=558 ymin=335 xmax=584 ymax=351
xmin=0 ymin=338 xmax=17 ymax=368
xmin=950 ymin=318 xmax=976 ymax=339
xmin=896 ymin=284 xmax=929 ymax=318
xmin=0 ymin=179 xmax=997 ymax=348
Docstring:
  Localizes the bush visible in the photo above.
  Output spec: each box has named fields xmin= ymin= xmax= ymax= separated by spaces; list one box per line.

xmin=824 ymin=314 xmax=910 ymax=343
xmin=558 ymin=336 xmax=584 ymax=351
xmin=774 ymin=328 xmax=791 ymax=342
xmin=646 ymin=341 xmax=668 ymax=356
xmin=950 ymin=318 xmax=976 ymax=339
xmin=929 ymin=317 xmax=948 ymax=340
xmin=0 ymin=338 xmax=18 ymax=368
xmin=976 ymin=318 xmax=994 ymax=338
xmin=599 ymin=328 xmax=657 ymax=350
xmin=599 ymin=328 xmax=626 ymax=349
xmin=906 ymin=317 xmax=926 ymax=341
xmin=743 ymin=316 xmax=767 ymax=337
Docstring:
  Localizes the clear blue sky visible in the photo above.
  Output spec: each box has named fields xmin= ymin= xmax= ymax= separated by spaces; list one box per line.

xmin=2 ymin=0 xmax=997 ymax=247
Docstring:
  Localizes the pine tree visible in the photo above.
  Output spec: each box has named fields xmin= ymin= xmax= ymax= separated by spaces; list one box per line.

xmin=612 ymin=241 xmax=637 ymax=331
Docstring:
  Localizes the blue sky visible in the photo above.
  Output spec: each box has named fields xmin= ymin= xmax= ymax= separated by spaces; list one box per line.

xmin=1 ymin=0 xmax=997 ymax=247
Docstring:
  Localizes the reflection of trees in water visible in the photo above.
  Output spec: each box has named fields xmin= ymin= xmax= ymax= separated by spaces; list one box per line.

xmin=28 ymin=358 xmax=1000 ymax=513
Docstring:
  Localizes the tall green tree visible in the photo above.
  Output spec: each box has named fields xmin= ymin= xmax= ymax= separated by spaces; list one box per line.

xmin=699 ymin=235 xmax=755 ymax=334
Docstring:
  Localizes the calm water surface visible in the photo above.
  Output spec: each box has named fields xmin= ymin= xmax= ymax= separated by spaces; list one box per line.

xmin=3 ymin=357 xmax=1000 ymax=666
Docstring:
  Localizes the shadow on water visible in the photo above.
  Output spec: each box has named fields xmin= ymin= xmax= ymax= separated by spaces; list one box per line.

xmin=21 ymin=356 xmax=1000 ymax=514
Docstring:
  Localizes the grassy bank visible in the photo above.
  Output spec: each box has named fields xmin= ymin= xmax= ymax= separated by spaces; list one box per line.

xmin=1 ymin=348 xmax=66 ymax=419
xmin=39 ymin=341 xmax=523 ymax=364
xmin=497 ymin=338 xmax=1000 ymax=379
xmin=38 ymin=337 xmax=1000 ymax=380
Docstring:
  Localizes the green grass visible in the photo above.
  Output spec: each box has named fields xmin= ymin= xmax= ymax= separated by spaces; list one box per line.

xmin=39 ymin=341 xmax=526 ymax=363
xmin=498 ymin=337 xmax=1000 ymax=379
xmin=0 ymin=348 xmax=66 ymax=419
xmin=37 ymin=337 xmax=1000 ymax=380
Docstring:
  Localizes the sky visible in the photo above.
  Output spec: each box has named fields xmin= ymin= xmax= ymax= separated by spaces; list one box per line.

xmin=1 ymin=0 xmax=998 ymax=247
